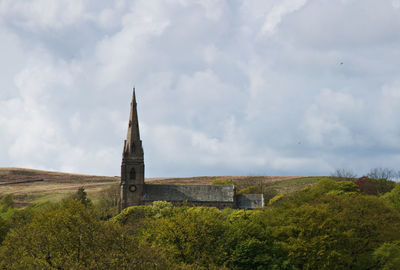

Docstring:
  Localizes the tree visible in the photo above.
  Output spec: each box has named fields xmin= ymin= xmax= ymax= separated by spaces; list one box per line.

xmin=144 ymin=207 xmax=227 ymax=267
xmin=97 ymin=184 xmax=120 ymax=220
xmin=366 ymin=167 xmax=397 ymax=180
xmin=0 ymin=199 xmax=170 ymax=269
xmin=331 ymin=168 xmax=357 ymax=179
xmin=0 ymin=216 xmax=9 ymax=245
xmin=382 ymin=184 xmax=400 ymax=210
xmin=70 ymin=187 xmax=91 ymax=206
xmin=373 ymin=241 xmax=400 ymax=270
xmin=0 ymin=194 xmax=14 ymax=212
xmin=265 ymin=195 xmax=400 ymax=269
xmin=353 ymin=177 xmax=396 ymax=195
xmin=225 ymin=210 xmax=292 ymax=269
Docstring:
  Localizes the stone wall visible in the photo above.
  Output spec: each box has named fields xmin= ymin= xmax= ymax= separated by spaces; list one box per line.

xmin=143 ymin=184 xmax=235 ymax=203
xmin=236 ymin=194 xmax=264 ymax=209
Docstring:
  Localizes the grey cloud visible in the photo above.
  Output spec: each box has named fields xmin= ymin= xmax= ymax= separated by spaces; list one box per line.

xmin=0 ymin=0 xmax=399 ymax=177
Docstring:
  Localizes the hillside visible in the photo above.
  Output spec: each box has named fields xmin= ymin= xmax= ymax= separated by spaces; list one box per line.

xmin=0 ymin=168 xmax=119 ymax=207
xmin=0 ymin=168 xmax=322 ymax=207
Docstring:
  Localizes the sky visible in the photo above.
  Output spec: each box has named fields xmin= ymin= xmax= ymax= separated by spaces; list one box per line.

xmin=0 ymin=0 xmax=400 ymax=177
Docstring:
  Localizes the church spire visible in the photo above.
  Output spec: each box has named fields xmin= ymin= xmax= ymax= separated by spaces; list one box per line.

xmin=123 ymin=87 xmax=143 ymax=158
xmin=120 ymin=87 xmax=145 ymax=211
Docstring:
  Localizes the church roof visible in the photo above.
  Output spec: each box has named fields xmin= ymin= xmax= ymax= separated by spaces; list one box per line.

xmin=143 ymin=184 xmax=235 ymax=202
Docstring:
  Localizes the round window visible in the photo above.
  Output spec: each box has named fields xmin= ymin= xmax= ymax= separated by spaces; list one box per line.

xmin=128 ymin=185 xmax=137 ymax=192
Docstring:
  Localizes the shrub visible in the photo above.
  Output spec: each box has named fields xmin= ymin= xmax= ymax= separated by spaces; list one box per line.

xmin=353 ymin=177 xmax=396 ymax=195
xmin=268 ymin=194 xmax=285 ymax=205
xmin=382 ymin=184 xmax=400 ymax=209
xmin=211 ymin=179 xmax=235 ymax=186
xmin=237 ymin=185 xmax=261 ymax=194
xmin=0 ymin=194 xmax=14 ymax=212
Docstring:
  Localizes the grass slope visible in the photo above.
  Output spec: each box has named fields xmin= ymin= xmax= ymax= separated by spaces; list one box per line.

xmin=0 ymin=168 xmax=323 ymax=207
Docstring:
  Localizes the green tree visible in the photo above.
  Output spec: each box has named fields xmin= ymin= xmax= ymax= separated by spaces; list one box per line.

xmin=373 ymin=241 xmax=400 ymax=270
xmin=97 ymin=183 xmax=120 ymax=220
xmin=0 ymin=216 xmax=9 ymax=245
xmin=224 ymin=210 xmax=292 ymax=269
xmin=70 ymin=186 xmax=91 ymax=206
xmin=0 ymin=194 xmax=14 ymax=212
xmin=144 ymin=206 xmax=227 ymax=267
xmin=0 ymin=199 xmax=170 ymax=269
xmin=266 ymin=195 xmax=400 ymax=269
xmin=382 ymin=183 xmax=400 ymax=209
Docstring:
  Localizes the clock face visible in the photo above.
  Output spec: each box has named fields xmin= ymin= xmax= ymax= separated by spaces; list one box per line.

xmin=128 ymin=184 xmax=137 ymax=192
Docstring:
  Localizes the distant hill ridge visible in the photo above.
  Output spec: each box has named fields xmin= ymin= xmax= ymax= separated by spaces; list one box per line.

xmin=0 ymin=167 xmax=318 ymax=208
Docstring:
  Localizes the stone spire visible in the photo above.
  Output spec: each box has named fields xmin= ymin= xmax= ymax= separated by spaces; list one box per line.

xmin=120 ymin=87 xmax=145 ymax=211
xmin=123 ymin=88 xmax=143 ymax=160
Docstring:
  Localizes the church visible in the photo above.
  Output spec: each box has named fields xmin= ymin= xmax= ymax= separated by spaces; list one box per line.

xmin=120 ymin=89 xmax=264 ymax=211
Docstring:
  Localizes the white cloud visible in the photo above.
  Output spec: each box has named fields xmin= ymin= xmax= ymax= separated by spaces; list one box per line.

xmin=261 ymin=0 xmax=307 ymax=35
xmin=302 ymin=89 xmax=363 ymax=147
xmin=0 ymin=1 xmax=400 ymax=177
xmin=0 ymin=0 xmax=86 ymax=30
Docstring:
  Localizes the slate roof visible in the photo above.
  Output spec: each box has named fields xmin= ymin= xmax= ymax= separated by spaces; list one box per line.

xmin=143 ymin=184 xmax=235 ymax=202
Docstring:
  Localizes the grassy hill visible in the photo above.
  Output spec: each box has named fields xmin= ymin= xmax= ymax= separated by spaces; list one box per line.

xmin=0 ymin=168 xmax=323 ymax=207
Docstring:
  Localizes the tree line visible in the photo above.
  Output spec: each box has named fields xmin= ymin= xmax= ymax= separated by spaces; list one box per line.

xmin=1 ymin=175 xmax=400 ymax=269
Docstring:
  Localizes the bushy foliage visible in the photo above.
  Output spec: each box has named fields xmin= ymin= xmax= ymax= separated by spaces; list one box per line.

xmin=236 ymin=185 xmax=261 ymax=194
xmin=373 ymin=241 xmax=400 ymax=270
xmin=0 ymin=194 xmax=14 ymax=211
xmin=268 ymin=194 xmax=285 ymax=205
xmin=2 ymin=176 xmax=400 ymax=269
xmin=143 ymin=207 xmax=227 ymax=267
xmin=0 ymin=199 xmax=170 ymax=269
xmin=289 ymin=178 xmax=359 ymax=205
xmin=382 ymin=184 xmax=400 ymax=210
xmin=210 ymin=179 xmax=235 ymax=186
xmin=70 ymin=186 xmax=91 ymax=206
xmin=267 ymin=195 xmax=400 ymax=269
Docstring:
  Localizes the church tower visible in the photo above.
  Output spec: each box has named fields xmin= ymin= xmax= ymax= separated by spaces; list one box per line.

xmin=120 ymin=88 xmax=145 ymax=211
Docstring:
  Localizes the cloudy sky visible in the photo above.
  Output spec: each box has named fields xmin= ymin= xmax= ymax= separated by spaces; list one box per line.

xmin=0 ymin=0 xmax=400 ymax=177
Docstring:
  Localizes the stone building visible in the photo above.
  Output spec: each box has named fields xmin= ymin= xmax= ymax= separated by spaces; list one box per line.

xmin=120 ymin=89 xmax=264 ymax=211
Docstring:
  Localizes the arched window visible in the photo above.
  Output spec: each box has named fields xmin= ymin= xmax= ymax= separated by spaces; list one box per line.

xmin=129 ymin=168 xmax=136 ymax=180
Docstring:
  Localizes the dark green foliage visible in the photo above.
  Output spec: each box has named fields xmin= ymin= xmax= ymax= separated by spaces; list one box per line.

xmin=225 ymin=210 xmax=292 ymax=269
xmin=0 ymin=216 xmax=8 ymax=245
xmin=0 ymin=194 xmax=14 ymax=212
xmin=70 ymin=187 xmax=91 ymax=206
